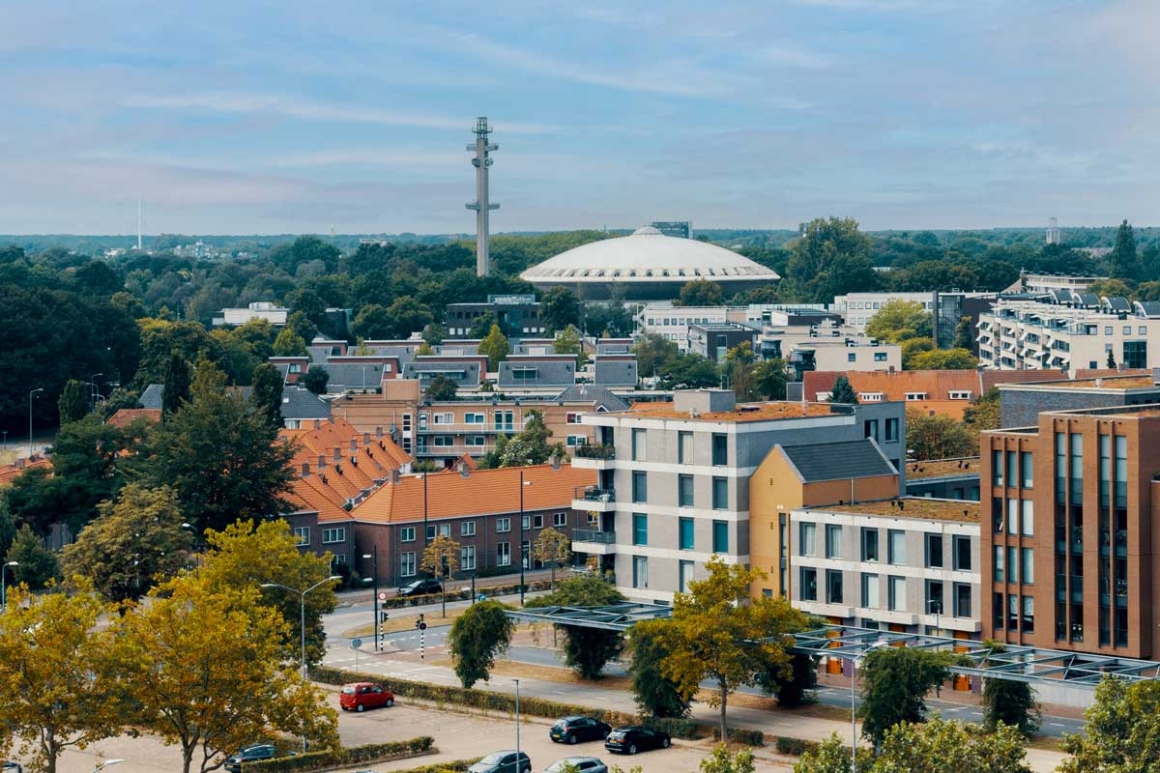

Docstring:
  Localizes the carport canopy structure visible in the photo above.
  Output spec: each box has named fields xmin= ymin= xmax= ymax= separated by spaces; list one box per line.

xmin=506 ymin=602 xmax=674 ymax=631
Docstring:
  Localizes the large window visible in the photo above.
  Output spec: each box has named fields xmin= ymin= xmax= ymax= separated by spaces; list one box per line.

xmin=862 ymin=528 xmax=879 ymax=562
xmin=497 ymin=542 xmax=511 ymax=566
xmin=293 ymin=527 xmax=310 ymax=546
xmin=1021 ymin=547 xmax=1034 ymax=584
xmin=800 ymin=522 xmax=817 ymax=556
xmin=632 ymin=429 xmax=647 ymax=461
xmin=633 ymin=556 xmax=649 ymax=589
xmin=1021 ymin=451 xmax=1034 ymax=488
xmin=679 ymin=518 xmax=695 ymax=550
xmin=400 ymin=552 xmax=416 ymax=577
xmin=954 ymin=583 xmax=972 ymax=618
xmin=712 ymin=433 xmax=728 ymax=466
xmin=826 ymin=570 xmax=844 ymax=604
xmin=461 ymin=521 xmax=476 ymax=537
xmin=678 ymin=560 xmax=695 ymax=593
xmin=994 ymin=545 xmax=1005 ymax=582
xmin=861 ymin=573 xmax=880 ymax=608
xmin=678 ymin=431 xmax=693 ymax=464
xmin=322 ymin=527 xmax=346 ymax=544
xmin=888 ymin=576 xmax=906 ymax=611
xmin=400 ymin=526 xmax=416 ymax=542
xmin=888 ymin=530 xmax=906 ymax=564
xmin=993 ymin=449 xmax=1004 ymax=487
xmin=712 ymin=477 xmax=728 ymax=510
xmin=496 ymin=518 xmax=511 ymax=533
xmin=461 ymin=545 xmax=476 ymax=571
xmin=1022 ymin=500 xmax=1034 ymax=536
xmin=800 ymin=568 xmax=818 ymax=601
xmin=926 ymin=580 xmax=944 ymax=617
xmin=678 ymin=475 xmax=694 ymax=507
xmin=953 ymin=535 xmax=971 ymax=571
xmin=713 ymin=520 xmax=729 ymax=553
xmin=632 ymin=471 xmax=648 ymax=503
xmin=1006 ymin=451 xmax=1018 ymax=490
xmin=924 ymin=534 xmax=943 ymax=568
xmin=825 ymin=524 xmax=842 ymax=559
xmin=632 ymin=514 xmax=648 ymax=546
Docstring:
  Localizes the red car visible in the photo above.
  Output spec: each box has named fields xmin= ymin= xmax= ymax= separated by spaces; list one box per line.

xmin=340 ymin=682 xmax=395 ymax=712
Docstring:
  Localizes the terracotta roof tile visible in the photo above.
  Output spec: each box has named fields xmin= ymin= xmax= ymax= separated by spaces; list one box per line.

xmin=0 ymin=457 xmax=52 ymax=487
xmin=106 ymin=408 xmax=162 ymax=428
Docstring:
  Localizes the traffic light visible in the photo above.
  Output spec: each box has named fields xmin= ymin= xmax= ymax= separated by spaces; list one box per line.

xmin=380 ymin=611 xmax=389 ymax=623
xmin=415 ymin=613 xmax=427 ymax=631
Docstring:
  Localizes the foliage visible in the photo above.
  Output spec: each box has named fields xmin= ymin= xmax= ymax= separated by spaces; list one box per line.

xmin=251 ymin=362 xmax=284 ymax=429
xmin=758 ymin=653 xmax=817 ymax=708
xmin=900 ymin=337 xmax=935 ymax=370
xmin=963 ymin=387 xmax=1000 ymax=431
xmin=906 ymin=409 xmax=979 ymax=461
xmin=553 ymin=325 xmax=584 ymax=364
xmin=425 ymin=373 xmax=459 ymax=401
xmin=700 ymin=744 xmax=756 ymax=773
xmin=658 ymin=352 xmax=721 ymax=390
xmin=633 ymin=333 xmax=679 ymax=378
xmin=532 ymin=526 xmax=571 ymax=588
xmin=778 ymin=737 xmax=821 ymax=757
xmin=499 ymin=410 xmax=557 ymax=467
xmin=982 ymin=675 xmax=1040 ymax=736
xmin=526 ymin=574 xmax=626 ymax=679
xmin=541 ymin=286 xmax=581 ymax=334
xmin=478 ymin=323 xmax=511 ymax=371
xmin=59 ymin=483 xmax=192 ymax=603
xmin=865 ymin=300 xmax=933 ymax=343
xmin=858 ymin=646 xmax=956 ymax=747
xmin=1110 ymin=220 xmax=1140 ymax=282
xmin=163 ymin=351 xmax=192 ymax=416
xmin=244 ymin=737 xmax=435 ymax=773
xmin=4 ymin=524 xmax=60 ymax=589
xmin=303 ymin=365 xmax=330 ymax=395
xmin=709 ymin=729 xmax=765 ymax=747
xmin=875 ymin=717 xmax=1031 ymax=773
xmin=273 ymin=326 xmax=308 ymax=356
xmin=784 ymin=218 xmax=879 ymax=303
xmin=908 ymin=347 xmax=978 ymax=370
xmin=58 ymin=379 xmax=89 ymax=424
xmin=663 ymin=557 xmax=809 ymax=739
xmin=679 ymin=279 xmax=725 ymax=307
xmin=446 ymin=600 xmax=516 ymax=688
xmin=420 ymin=534 xmax=461 ymax=580
xmin=628 ymin=618 xmax=692 ymax=718
xmin=1059 ymin=676 xmax=1160 ymax=773
xmin=0 ymin=585 xmax=123 ymax=773
xmin=751 ymin=358 xmax=790 ymax=400
xmin=828 ymin=375 xmax=858 ymax=404
xmin=953 ymin=315 xmax=975 ymax=350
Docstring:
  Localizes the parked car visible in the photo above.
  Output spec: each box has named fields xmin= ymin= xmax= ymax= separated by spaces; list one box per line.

xmin=550 ymin=716 xmax=612 ymax=744
xmin=224 ymin=744 xmax=277 ymax=772
xmin=544 ymin=757 xmax=607 ymax=773
xmin=398 ymin=579 xmax=442 ymax=597
xmin=604 ymin=727 xmax=671 ymax=755
xmin=3 ymin=762 xmax=23 ymax=773
xmin=340 ymin=682 xmax=395 ymax=712
xmin=468 ymin=750 xmax=532 ymax=773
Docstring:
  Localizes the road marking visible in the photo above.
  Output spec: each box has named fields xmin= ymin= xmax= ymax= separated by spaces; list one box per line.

xmin=1049 ymin=723 xmax=1066 ymax=728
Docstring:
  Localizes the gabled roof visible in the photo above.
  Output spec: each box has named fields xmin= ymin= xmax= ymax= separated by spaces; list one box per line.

xmin=140 ymin=383 xmax=164 ymax=410
xmin=107 ymin=408 xmax=162 ymax=428
xmin=778 ymin=440 xmax=897 ymax=483
xmin=0 ymin=456 xmax=52 ymax=487
xmin=553 ymin=385 xmax=630 ymax=412
xmin=281 ymin=387 xmax=331 ymax=421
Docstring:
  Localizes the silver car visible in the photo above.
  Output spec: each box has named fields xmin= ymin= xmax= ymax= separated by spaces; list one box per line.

xmin=544 ymin=757 xmax=607 ymax=773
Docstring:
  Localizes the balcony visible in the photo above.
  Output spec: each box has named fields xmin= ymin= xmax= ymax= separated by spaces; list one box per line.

xmin=572 ymin=444 xmax=617 ymax=469
xmin=573 ymin=485 xmax=616 ymax=512
xmin=572 ymin=528 xmax=618 ymax=555
xmin=419 ymin=422 xmax=524 ymax=433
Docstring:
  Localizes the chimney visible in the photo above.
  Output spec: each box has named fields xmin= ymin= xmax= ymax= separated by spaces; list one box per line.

xmin=350 ymin=438 xmax=358 ymax=452
xmin=390 ymin=470 xmax=400 ymax=485
xmin=333 ymin=447 xmax=342 ymax=462
xmin=313 ymin=419 xmax=322 ymax=430
xmin=376 ymin=425 xmax=384 ymax=438
xmin=363 ymin=432 xmax=372 ymax=446
xmin=317 ymin=454 xmax=326 ymax=469
xmin=301 ymin=463 xmax=310 ymax=477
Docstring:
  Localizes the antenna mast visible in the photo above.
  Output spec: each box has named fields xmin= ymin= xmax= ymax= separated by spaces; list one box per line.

xmin=466 ymin=117 xmax=499 ymax=277
xmin=137 ymin=199 xmax=144 ymax=251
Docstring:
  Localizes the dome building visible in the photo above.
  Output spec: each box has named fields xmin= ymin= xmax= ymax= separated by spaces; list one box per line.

xmin=520 ymin=227 xmax=780 ymax=300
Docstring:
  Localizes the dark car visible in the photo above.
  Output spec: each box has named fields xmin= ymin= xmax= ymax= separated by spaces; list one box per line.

xmin=604 ymin=727 xmax=671 ymax=755
xmin=398 ymin=579 xmax=443 ymax=597
xmin=468 ymin=751 xmax=531 ymax=773
xmin=544 ymin=757 xmax=607 ymax=773
xmin=224 ymin=744 xmax=277 ymax=772
xmin=550 ymin=716 xmax=611 ymax=744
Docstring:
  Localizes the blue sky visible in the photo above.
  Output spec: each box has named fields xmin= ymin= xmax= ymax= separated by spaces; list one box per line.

xmin=2 ymin=0 xmax=1156 ymax=235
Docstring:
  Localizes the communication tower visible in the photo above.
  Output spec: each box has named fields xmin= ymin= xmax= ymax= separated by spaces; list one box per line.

xmin=466 ymin=117 xmax=500 ymax=277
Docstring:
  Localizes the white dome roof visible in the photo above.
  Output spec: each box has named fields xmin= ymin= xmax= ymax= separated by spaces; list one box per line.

xmin=521 ymin=228 xmax=780 ymax=284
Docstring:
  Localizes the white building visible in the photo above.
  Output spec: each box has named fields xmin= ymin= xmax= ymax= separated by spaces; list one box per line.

xmin=832 ymin=292 xmax=937 ymax=330
xmin=1022 ymin=274 xmax=1105 ymax=295
xmin=214 ymin=301 xmax=289 ymax=327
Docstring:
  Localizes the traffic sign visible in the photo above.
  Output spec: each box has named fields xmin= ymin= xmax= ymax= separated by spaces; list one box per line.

xmin=351 ymin=637 xmax=363 ymax=649
xmin=418 ymin=622 xmax=427 ymax=630
xmin=378 ymin=591 xmax=388 ymax=601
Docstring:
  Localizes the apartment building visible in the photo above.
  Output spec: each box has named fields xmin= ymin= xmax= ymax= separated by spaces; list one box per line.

xmin=998 ymin=373 xmax=1160 ymax=428
xmin=833 ymin=291 xmax=995 ymax=349
xmin=982 ymin=404 xmax=1160 ymax=658
xmin=572 ymin=389 xmax=906 ymax=602
xmin=790 ymin=498 xmax=981 ymax=640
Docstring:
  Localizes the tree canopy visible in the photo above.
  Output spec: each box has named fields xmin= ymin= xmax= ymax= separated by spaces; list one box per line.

xmin=447 ymin=599 xmax=516 ymax=688
xmin=1060 ymin=676 xmax=1160 ymax=773
xmin=526 ymin=574 xmax=626 ymax=679
xmin=865 ymin=299 xmax=933 ymax=343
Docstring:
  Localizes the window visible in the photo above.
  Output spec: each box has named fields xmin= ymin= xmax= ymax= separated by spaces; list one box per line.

xmin=631 ymin=429 xmax=647 ymax=461
xmin=888 ymin=576 xmax=906 ymax=611
xmin=800 ymin=568 xmax=818 ymax=601
xmin=861 ymin=573 xmax=880 ymax=608
xmin=949 ymin=390 xmax=972 ymax=400
xmin=533 ymin=514 xmax=543 ymax=529
xmin=400 ymin=552 xmax=416 ymax=577
xmin=926 ymin=580 xmax=944 ymax=617
xmin=993 ymin=449 xmax=1004 ymax=487
xmin=861 ymin=528 xmax=879 ymax=562
xmin=293 ymin=527 xmax=310 ymax=546
xmin=864 ymin=419 xmax=879 ymax=440
xmin=497 ymin=542 xmax=511 ymax=566
xmin=554 ymin=512 xmax=568 ymax=527
xmin=461 ymin=545 xmax=476 ymax=571
xmin=496 ymin=518 xmax=511 ymax=533
xmin=826 ymin=570 xmax=844 ymax=604
xmin=905 ymin=392 xmax=928 ymax=401
xmin=800 ymin=523 xmax=817 ymax=556
xmin=888 ymin=530 xmax=906 ymax=564
xmin=848 ymin=352 xmax=857 ymax=363
xmin=679 ymin=475 xmax=694 ymax=507
xmin=565 ymin=412 xmax=581 ymax=424
xmin=679 ymin=518 xmax=695 ymax=550
xmin=1021 ymin=451 xmax=1034 ymax=488
xmin=713 ymin=520 xmax=729 ymax=553
xmin=712 ymin=477 xmax=728 ymax=510
xmin=1124 ymin=325 xmax=1132 ymax=335
xmin=461 ymin=521 xmax=476 ymax=537
xmin=633 ymin=514 xmax=648 ymax=546
xmin=400 ymin=527 xmax=416 ymax=542
xmin=1022 ymin=595 xmax=1035 ymax=633
xmin=874 ymin=352 xmax=888 ymax=362
xmin=712 ymin=434 xmax=728 ymax=466
xmin=1008 ymin=499 xmax=1018 ymax=534
xmin=953 ymin=535 xmax=971 ymax=571
xmin=679 ymin=560 xmax=695 ymax=593
xmin=465 ymin=412 xmax=485 ymax=424
xmin=426 ymin=525 xmax=437 ymax=540
xmin=1021 ymin=500 xmax=1034 ymax=536
xmin=1007 ymin=451 xmax=1018 ymax=489
xmin=885 ymin=418 xmax=899 ymax=442
xmin=632 ymin=472 xmax=648 ymax=503
xmin=322 ymin=527 xmax=346 ymax=544
xmin=633 ymin=556 xmax=649 ymax=589
xmin=678 ymin=431 xmax=693 ymax=464
xmin=993 ymin=592 xmax=1004 ymax=629
xmin=1104 ymin=325 xmax=1113 ymax=336
xmin=1021 ymin=547 xmax=1034 ymax=584
xmin=860 ymin=392 xmax=883 ymax=402
xmin=924 ymin=534 xmax=943 ymax=568
xmin=954 ymin=583 xmax=972 ymax=618
xmin=566 ymin=435 xmax=587 ymax=447
xmin=438 ymin=523 xmax=450 ymax=538
xmin=826 ymin=524 xmax=843 ymax=558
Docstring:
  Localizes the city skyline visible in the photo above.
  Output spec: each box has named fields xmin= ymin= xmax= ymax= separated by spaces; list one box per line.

xmin=2 ymin=0 xmax=1157 ymax=235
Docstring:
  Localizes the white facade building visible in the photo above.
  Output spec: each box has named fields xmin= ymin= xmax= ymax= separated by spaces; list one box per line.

xmin=832 ymin=292 xmax=937 ymax=330
xmin=214 ymin=302 xmax=289 ymax=327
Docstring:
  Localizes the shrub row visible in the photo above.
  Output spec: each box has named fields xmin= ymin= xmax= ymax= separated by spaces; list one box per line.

xmin=382 ymin=580 xmax=554 ymax=610
xmin=775 ymin=737 xmax=819 ymax=756
xmin=645 ymin=717 xmax=699 ymax=740
xmin=387 ymin=759 xmax=482 ymax=773
xmin=711 ymin=727 xmax=766 ymax=747
xmin=245 ymin=737 xmax=434 ymax=773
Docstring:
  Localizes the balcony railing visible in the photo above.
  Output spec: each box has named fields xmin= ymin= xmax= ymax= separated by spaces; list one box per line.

xmin=573 ymin=529 xmax=617 ymax=544
xmin=419 ymin=422 xmax=524 ymax=433
xmin=574 ymin=444 xmax=616 ymax=460
xmin=576 ymin=485 xmax=615 ymax=503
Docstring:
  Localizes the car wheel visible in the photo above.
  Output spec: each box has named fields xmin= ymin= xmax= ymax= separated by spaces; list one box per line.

xmin=662 ymin=737 xmax=671 ymax=748
xmin=568 ymin=735 xmax=578 ymax=745
xmin=522 ymin=766 xmax=531 ymax=773
xmin=628 ymin=745 xmax=637 ymax=755
xmin=356 ymin=703 xmax=365 ymax=713
xmin=386 ymin=698 xmax=394 ymax=707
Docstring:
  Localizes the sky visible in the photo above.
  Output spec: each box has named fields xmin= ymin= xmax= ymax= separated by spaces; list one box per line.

xmin=2 ymin=0 xmax=1158 ymax=235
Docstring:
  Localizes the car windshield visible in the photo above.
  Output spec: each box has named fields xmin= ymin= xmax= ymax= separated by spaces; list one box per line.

xmin=479 ymin=753 xmax=506 ymax=765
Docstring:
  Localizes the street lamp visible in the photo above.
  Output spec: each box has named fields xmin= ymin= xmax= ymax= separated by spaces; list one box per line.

xmin=848 ymin=641 xmax=887 ymax=773
xmin=1 ymin=561 xmax=19 ymax=612
xmin=362 ymin=546 xmax=380 ymax=652
xmin=90 ymin=373 xmax=104 ymax=412
xmin=519 ymin=471 xmax=532 ymax=605
xmin=92 ymin=759 xmax=125 ymax=773
xmin=928 ymin=599 xmax=942 ymax=637
xmin=514 ymin=678 xmax=522 ymax=768
xmin=260 ymin=575 xmax=342 ymax=752
xmin=28 ymin=387 xmax=43 ymax=457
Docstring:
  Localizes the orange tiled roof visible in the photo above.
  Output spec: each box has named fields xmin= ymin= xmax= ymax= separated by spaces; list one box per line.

xmin=0 ymin=457 xmax=52 ymax=487
xmin=355 ymin=463 xmax=596 ymax=524
xmin=107 ymin=408 xmax=162 ymax=428
xmin=628 ymin=401 xmax=834 ymax=422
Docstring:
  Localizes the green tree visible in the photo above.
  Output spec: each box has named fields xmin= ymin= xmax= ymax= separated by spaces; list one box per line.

xmin=447 ymin=599 xmax=516 ymax=688
xmin=829 ymin=375 xmax=858 ymax=404
xmin=900 ymin=337 xmax=935 ymax=370
xmin=553 ymin=325 xmax=584 ymax=362
xmin=350 ymin=303 xmax=393 ymax=340
xmin=907 ymin=409 xmax=978 ymax=460
xmin=385 ymin=295 xmax=434 ymax=338
xmin=526 ymin=574 xmax=626 ymax=679
xmin=663 ymin=557 xmax=809 ymax=739
xmin=478 ymin=323 xmax=511 ymax=371
xmin=250 ymin=362 xmax=284 ymax=429
xmin=700 ymin=744 xmax=754 ymax=773
xmin=541 ymin=286 xmax=580 ymax=334
xmin=272 ymin=326 xmax=308 ymax=356
xmin=865 ymin=300 xmax=933 ymax=343
xmin=658 ymin=352 xmax=720 ymax=390
xmin=425 ymin=373 xmax=459 ymax=401
xmin=421 ymin=534 xmax=461 ymax=616
xmin=963 ymin=387 xmax=1000 ymax=431
xmin=532 ymin=527 xmax=572 ymax=589
xmin=752 ymin=358 xmax=790 ymax=401
xmin=724 ymin=342 xmax=757 ymax=400
xmin=633 ymin=334 xmax=679 ymax=378
xmin=859 ymin=646 xmax=955 ymax=747
xmin=59 ymin=484 xmax=193 ymax=603
xmin=795 ymin=733 xmax=863 ymax=773
xmin=421 ymin=323 xmax=446 ymax=347
xmin=500 ymin=410 xmax=556 ymax=467
xmin=469 ymin=310 xmax=501 ymax=339
xmin=58 ymin=379 xmax=89 ymax=424
xmin=1109 ymin=219 xmax=1140 ymax=282
xmin=416 ymin=340 xmax=435 ymax=356
xmin=628 ymin=618 xmax=691 ymax=718
xmin=982 ymin=674 xmax=1040 ymax=736
xmin=4 ymin=524 xmax=60 ymax=589
xmin=908 ymin=348 xmax=978 ymax=370
xmin=876 ymin=717 xmax=1031 ymax=773
xmin=758 ymin=653 xmax=817 ymax=708
xmin=163 ymin=352 xmax=192 ymax=417
xmin=953 ymin=315 xmax=975 ymax=351
xmin=1059 ymin=676 xmax=1160 ymax=773
xmin=679 ymin=279 xmax=725 ymax=307
xmin=1107 ymin=349 xmax=1117 ymax=369
xmin=302 ymin=365 xmax=330 ymax=395
xmin=785 ymin=217 xmax=879 ymax=303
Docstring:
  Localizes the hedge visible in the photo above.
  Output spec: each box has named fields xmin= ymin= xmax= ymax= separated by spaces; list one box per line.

xmin=711 ymin=727 xmax=765 ymax=747
xmin=775 ymin=737 xmax=819 ymax=756
xmin=244 ymin=737 xmax=434 ymax=772
xmin=383 ymin=759 xmax=481 ymax=773
xmin=382 ymin=580 xmax=554 ymax=610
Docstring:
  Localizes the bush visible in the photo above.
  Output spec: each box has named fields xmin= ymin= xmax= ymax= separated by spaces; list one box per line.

xmin=775 ymin=737 xmax=817 ymax=756
xmin=643 ymin=716 xmax=699 ymax=740
xmin=246 ymin=737 xmax=435 ymax=772
xmin=711 ymin=727 xmax=765 ymax=747
xmin=384 ymin=760 xmax=481 ymax=773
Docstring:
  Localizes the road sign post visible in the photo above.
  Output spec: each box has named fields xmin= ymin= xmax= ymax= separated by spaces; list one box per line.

xmin=351 ymin=637 xmax=362 ymax=673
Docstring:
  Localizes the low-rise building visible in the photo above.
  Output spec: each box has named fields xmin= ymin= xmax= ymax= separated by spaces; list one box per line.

xmin=498 ymin=355 xmax=577 ymax=390
xmin=904 ymin=458 xmax=981 ymax=501
xmin=998 ymin=372 xmax=1160 ymax=428
xmin=687 ymin=322 xmax=756 ymax=363
xmin=213 ymin=301 xmax=288 ymax=327
xmin=445 ymin=294 xmax=546 ymax=338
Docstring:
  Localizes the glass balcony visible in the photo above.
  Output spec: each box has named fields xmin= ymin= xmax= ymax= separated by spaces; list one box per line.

xmin=574 ymin=444 xmax=616 ymax=460
xmin=572 ymin=528 xmax=617 ymax=544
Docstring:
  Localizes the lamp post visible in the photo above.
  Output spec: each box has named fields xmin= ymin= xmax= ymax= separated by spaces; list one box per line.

xmin=1 ymin=561 xmax=19 ymax=612
xmin=261 ymin=575 xmax=342 ymax=752
xmin=92 ymin=759 xmax=125 ymax=773
xmin=363 ymin=546 xmax=380 ymax=652
xmin=519 ymin=471 xmax=532 ymax=605
xmin=928 ymin=599 xmax=942 ymax=637
xmin=90 ymin=372 xmax=104 ymax=412
xmin=514 ymin=678 xmax=521 ymax=768
xmin=28 ymin=387 xmax=43 ymax=457
xmin=849 ymin=641 xmax=887 ymax=773
xmin=420 ymin=473 xmax=429 ymax=550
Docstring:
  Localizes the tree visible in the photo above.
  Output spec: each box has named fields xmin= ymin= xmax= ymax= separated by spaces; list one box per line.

xmin=421 ymin=534 xmax=461 ymax=616
xmin=0 ymin=585 xmax=123 ymax=773
xmin=250 ymin=362 xmax=284 ymax=429
xmin=4 ymin=525 xmax=59 ymax=589
xmin=385 ymin=295 xmax=434 ymax=339
xmin=963 ymin=387 xmax=1000 ymax=431
xmin=478 ymin=323 xmax=511 ymax=371
xmin=542 ymin=286 xmax=580 ymax=334
xmin=953 ymin=315 xmax=975 ymax=351
xmin=907 ymin=348 xmax=978 ymax=370
xmin=679 ymin=279 xmax=724 ymax=307
xmin=724 ymin=342 xmax=757 ymax=399
xmin=532 ymin=527 xmax=571 ymax=589
xmin=59 ymin=484 xmax=192 ymax=603
xmin=982 ymin=674 xmax=1040 ymax=736
xmin=906 ymin=409 xmax=978 ymax=460
xmin=859 ymin=646 xmax=956 ymax=747
xmin=1059 ymin=676 xmax=1160 ymax=772
xmin=500 ymin=410 xmax=555 ymax=467
xmin=633 ymin=334 xmax=679 ymax=378
xmin=470 ymin=310 xmax=501 ymax=339
xmin=876 ymin=717 xmax=1031 ymax=773
xmin=785 ymin=217 xmax=879 ymax=303
xmin=350 ymin=303 xmax=394 ymax=340
xmin=700 ymin=744 xmax=754 ymax=773
xmin=162 ymin=352 xmax=192 ymax=416
xmin=58 ymin=379 xmax=88 ymax=424
xmin=663 ymin=557 xmax=809 ymax=739
xmin=829 ymin=375 xmax=859 ymax=404
xmin=1110 ymin=220 xmax=1140 ymax=282
xmin=628 ymin=619 xmax=690 ymax=718
xmin=752 ymin=358 xmax=790 ymax=401
xmin=758 ymin=653 xmax=817 ymax=708
xmin=526 ymin=575 xmax=626 ymax=679
xmin=900 ymin=337 xmax=935 ymax=370
xmin=425 ymin=373 xmax=459 ymax=401
xmin=657 ymin=352 xmax=720 ymax=390
xmin=113 ymin=574 xmax=338 ymax=773
xmin=865 ymin=300 xmax=932 ymax=343
xmin=1107 ymin=349 xmax=1117 ymax=369
xmin=272 ymin=326 xmax=308 ymax=357
xmin=795 ymin=733 xmax=863 ymax=773
xmin=447 ymin=599 xmax=516 ymax=688
xmin=553 ymin=325 xmax=584 ymax=364
xmin=302 ymin=365 xmax=330 ymax=395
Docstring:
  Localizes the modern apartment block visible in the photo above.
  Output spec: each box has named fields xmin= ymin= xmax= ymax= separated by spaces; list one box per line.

xmin=572 ymin=389 xmax=906 ymax=602
xmin=789 ymin=498 xmax=981 ymax=640
xmin=999 ymin=373 xmax=1160 ymax=428
xmin=982 ymin=404 xmax=1160 ymax=658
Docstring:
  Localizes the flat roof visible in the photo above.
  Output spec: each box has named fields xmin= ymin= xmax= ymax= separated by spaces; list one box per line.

xmin=628 ymin=401 xmax=838 ymax=423
xmin=905 ymin=457 xmax=980 ymax=480
xmin=814 ymin=497 xmax=980 ymax=523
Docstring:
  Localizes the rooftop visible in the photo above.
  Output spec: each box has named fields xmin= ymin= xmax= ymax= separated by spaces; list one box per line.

xmin=816 ymin=497 xmax=980 ymax=523
xmin=906 ymin=457 xmax=980 ymax=480
xmin=1048 ymin=375 xmax=1158 ymax=390
xmin=780 ymin=440 xmax=897 ymax=483
xmin=627 ymin=400 xmax=838 ymax=423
